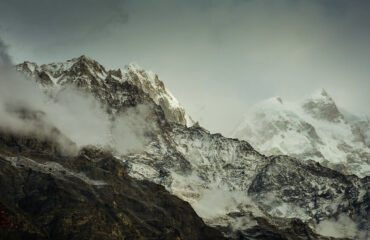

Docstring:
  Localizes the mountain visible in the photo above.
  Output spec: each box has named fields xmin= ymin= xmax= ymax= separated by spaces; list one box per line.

xmin=16 ymin=55 xmax=193 ymax=127
xmin=232 ymin=89 xmax=370 ymax=178
xmin=12 ymin=57 xmax=370 ymax=239
xmin=0 ymin=130 xmax=224 ymax=240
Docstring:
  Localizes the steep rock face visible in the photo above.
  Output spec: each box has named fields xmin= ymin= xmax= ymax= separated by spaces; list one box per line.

xmin=341 ymin=109 xmax=370 ymax=148
xmin=232 ymin=91 xmax=370 ymax=177
xmin=15 ymin=57 xmax=370 ymax=239
xmin=302 ymin=89 xmax=344 ymax=123
xmin=125 ymin=63 xmax=193 ymax=126
xmin=0 ymin=131 xmax=225 ymax=240
xmin=248 ymin=156 xmax=369 ymax=226
xmin=123 ymin=123 xmax=369 ymax=239
xmin=16 ymin=56 xmax=193 ymax=126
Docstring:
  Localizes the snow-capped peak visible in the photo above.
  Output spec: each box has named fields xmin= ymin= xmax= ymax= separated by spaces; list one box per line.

xmin=257 ymin=96 xmax=284 ymax=108
xmin=11 ymin=57 xmax=370 ymax=239
xmin=123 ymin=62 xmax=193 ymax=126
xmin=250 ymin=96 xmax=294 ymax=114
xmin=310 ymin=88 xmax=330 ymax=99
xmin=233 ymin=89 xmax=370 ymax=177
xmin=302 ymin=88 xmax=344 ymax=123
xmin=69 ymin=55 xmax=107 ymax=76
xmin=16 ymin=56 xmax=193 ymax=127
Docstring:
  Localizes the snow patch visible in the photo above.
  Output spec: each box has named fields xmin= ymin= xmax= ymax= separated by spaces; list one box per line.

xmin=5 ymin=156 xmax=107 ymax=186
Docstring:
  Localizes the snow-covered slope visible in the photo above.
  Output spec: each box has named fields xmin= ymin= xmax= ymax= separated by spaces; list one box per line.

xmin=16 ymin=58 xmax=370 ymax=239
xmin=232 ymin=89 xmax=370 ymax=177
xmin=16 ymin=55 xmax=193 ymax=127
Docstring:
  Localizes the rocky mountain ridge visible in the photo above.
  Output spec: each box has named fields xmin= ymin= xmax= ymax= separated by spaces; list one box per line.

xmin=16 ymin=55 xmax=193 ymax=126
xmin=14 ymin=57 xmax=370 ymax=239
xmin=0 ymin=130 xmax=225 ymax=240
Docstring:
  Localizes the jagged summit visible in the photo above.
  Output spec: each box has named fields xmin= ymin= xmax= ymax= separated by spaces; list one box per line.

xmin=311 ymin=88 xmax=330 ymax=98
xmin=69 ymin=55 xmax=107 ymax=75
xmin=124 ymin=62 xmax=193 ymax=125
xmin=233 ymin=89 xmax=370 ymax=177
xmin=257 ymin=96 xmax=284 ymax=108
xmin=244 ymin=95 xmax=284 ymax=113
xmin=16 ymin=56 xmax=193 ymax=127
xmin=7 ymin=58 xmax=370 ymax=239
xmin=302 ymin=88 xmax=344 ymax=123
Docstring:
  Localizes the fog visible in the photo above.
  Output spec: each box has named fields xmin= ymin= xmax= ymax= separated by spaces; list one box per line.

xmin=193 ymin=188 xmax=254 ymax=219
xmin=0 ymin=39 xmax=151 ymax=155
xmin=315 ymin=214 xmax=369 ymax=240
xmin=1 ymin=0 xmax=369 ymax=135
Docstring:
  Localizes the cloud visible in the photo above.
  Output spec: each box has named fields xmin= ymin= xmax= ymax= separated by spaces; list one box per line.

xmin=193 ymin=188 xmax=255 ymax=219
xmin=111 ymin=104 xmax=154 ymax=154
xmin=0 ymin=0 xmax=128 ymax=58
xmin=0 ymin=65 xmax=108 ymax=154
xmin=315 ymin=214 xmax=369 ymax=240
xmin=0 ymin=37 xmax=152 ymax=155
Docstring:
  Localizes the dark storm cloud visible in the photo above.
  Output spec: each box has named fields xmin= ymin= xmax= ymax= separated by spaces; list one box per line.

xmin=0 ymin=0 xmax=128 ymax=58
xmin=0 ymin=0 xmax=128 ymax=32
xmin=1 ymin=0 xmax=369 ymax=134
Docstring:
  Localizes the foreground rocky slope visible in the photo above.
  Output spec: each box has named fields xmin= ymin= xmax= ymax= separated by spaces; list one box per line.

xmin=0 ymin=130 xmax=224 ymax=240
xmin=232 ymin=90 xmax=370 ymax=178
xmin=14 ymin=57 xmax=370 ymax=239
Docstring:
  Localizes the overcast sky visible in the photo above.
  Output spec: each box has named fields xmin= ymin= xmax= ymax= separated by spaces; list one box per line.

xmin=0 ymin=0 xmax=369 ymax=134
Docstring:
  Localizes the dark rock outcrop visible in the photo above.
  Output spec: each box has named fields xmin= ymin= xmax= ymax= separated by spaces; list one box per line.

xmin=0 ymin=132 xmax=225 ymax=240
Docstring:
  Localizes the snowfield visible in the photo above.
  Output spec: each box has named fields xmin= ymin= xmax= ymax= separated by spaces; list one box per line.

xmin=232 ymin=89 xmax=370 ymax=178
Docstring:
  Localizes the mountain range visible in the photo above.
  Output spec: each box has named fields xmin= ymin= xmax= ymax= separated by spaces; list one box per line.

xmin=0 ymin=56 xmax=368 ymax=239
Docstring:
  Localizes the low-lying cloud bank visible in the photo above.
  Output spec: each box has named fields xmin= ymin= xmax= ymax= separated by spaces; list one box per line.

xmin=315 ymin=214 xmax=369 ymax=240
xmin=0 ymin=38 xmax=151 ymax=155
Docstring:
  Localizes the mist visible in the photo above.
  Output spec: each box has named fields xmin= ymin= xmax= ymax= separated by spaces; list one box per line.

xmin=193 ymin=188 xmax=256 ymax=219
xmin=315 ymin=214 xmax=369 ymax=240
xmin=0 ymin=40 xmax=151 ymax=155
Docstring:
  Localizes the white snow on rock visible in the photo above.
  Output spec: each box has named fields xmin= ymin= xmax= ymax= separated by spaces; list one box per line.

xmin=15 ymin=58 xmax=369 ymax=238
xmin=123 ymin=63 xmax=193 ymax=126
xmin=232 ymin=89 xmax=370 ymax=177
xmin=16 ymin=56 xmax=193 ymax=127
xmin=4 ymin=155 xmax=107 ymax=186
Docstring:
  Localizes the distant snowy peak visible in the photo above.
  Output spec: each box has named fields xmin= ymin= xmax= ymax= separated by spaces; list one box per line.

xmin=233 ymin=96 xmax=320 ymax=156
xmin=16 ymin=56 xmax=193 ymax=127
xmin=233 ymin=89 xmax=370 ymax=177
xmin=254 ymin=96 xmax=284 ymax=110
xmin=302 ymin=88 xmax=344 ymax=123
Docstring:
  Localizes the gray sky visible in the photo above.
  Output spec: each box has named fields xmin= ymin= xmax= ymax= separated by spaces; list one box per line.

xmin=0 ymin=0 xmax=369 ymax=135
